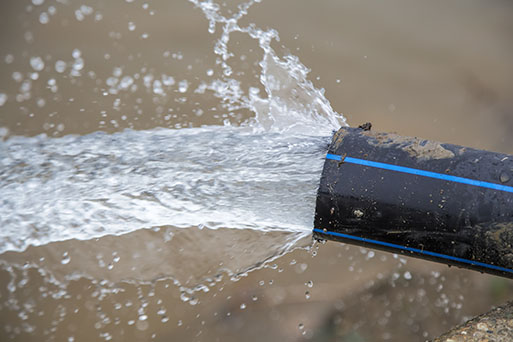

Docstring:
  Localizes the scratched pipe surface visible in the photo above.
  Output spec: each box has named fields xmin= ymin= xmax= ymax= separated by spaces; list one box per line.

xmin=314 ymin=127 xmax=513 ymax=278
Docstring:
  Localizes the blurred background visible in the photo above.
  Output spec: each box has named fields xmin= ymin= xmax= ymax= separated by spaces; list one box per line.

xmin=0 ymin=0 xmax=512 ymax=341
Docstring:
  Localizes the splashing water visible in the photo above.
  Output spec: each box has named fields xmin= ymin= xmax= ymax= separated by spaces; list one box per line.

xmin=0 ymin=0 xmax=346 ymax=255
xmin=189 ymin=0 xmax=347 ymax=135
xmin=0 ymin=11 xmax=354 ymax=336
xmin=0 ymin=2 xmax=350 ymax=322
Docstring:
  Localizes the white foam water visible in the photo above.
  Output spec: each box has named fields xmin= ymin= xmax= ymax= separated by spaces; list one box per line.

xmin=0 ymin=126 xmax=329 ymax=253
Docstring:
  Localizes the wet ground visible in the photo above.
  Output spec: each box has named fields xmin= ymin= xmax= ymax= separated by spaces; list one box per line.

xmin=433 ymin=301 xmax=513 ymax=342
xmin=1 ymin=0 xmax=513 ymax=341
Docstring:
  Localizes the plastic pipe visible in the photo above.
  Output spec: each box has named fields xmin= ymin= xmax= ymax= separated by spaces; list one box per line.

xmin=314 ymin=126 xmax=513 ymax=278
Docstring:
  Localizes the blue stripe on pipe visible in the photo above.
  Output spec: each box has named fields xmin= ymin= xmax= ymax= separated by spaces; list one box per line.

xmin=313 ymin=228 xmax=513 ymax=274
xmin=326 ymin=153 xmax=513 ymax=193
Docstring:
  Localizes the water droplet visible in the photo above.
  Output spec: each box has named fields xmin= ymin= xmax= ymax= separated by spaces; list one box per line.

xmin=177 ymin=320 xmax=183 ymax=327
xmin=72 ymin=49 xmax=81 ymax=59
xmin=500 ymin=172 xmax=510 ymax=183
xmin=153 ymin=80 xmax=163 ymax=94
xmin=404 ymin=271 xmax=412 ymax=280
xmin=73 ymin=58 xmax=84 ymax=71
xmin=7 ymin=279 xmax=16 ymax=292
xmin=306 ymin=280 xmax=313 ymax=288
xmin=128 ymin=22 xmax=136 ymax=31
xmin=32 ymin=0 xmax=44 ymax=5
xmin=74 ymin=10 xmax=84 ymax=21
xmin=12 ymin=71 xmax=22 ymax=82
xmin=206 ymin=69 xmax=214 ymax=76
xmin=113 ymin=67 xmax=122 ymax=77
xmin=162 ymin=75 xmax=175 ymax=86
xmin=296 ymin=263 xmax=308 ymax=273
xmin=161 ymin=316 xmax=169 ymax=323
xmin=0 ymin=93 xmax=7 ymax=107
xmin=30 ymin=56 xmax=45 ymax=71
xmin=305 ymin=291 xmax=310 ymax=299
xmin=298 ymin=323 xmax=304 ymax=330
xmin=136 ymin=319 xmax=149 ymax=331
xmin=240 ymin=303 xmax=246 ymax=309
xmin=61 ymin=252 xmax=71 ymax=264
xmin=178 ymin=80 xmax=188 ymax=93
xmin=54 ymin=60 xmax=66 ymax=73
xmin=80 ymin=5 xmax=93 ymax=16
xmin=208 ymin=21 xmax=215 ymax=34
xmin=366 ymin=251 xmax=375 ymax=259
xmin=119 ymin=76 xmax=133 ymax=89
xmin=39 ymin=12 xmax=49 ymax=24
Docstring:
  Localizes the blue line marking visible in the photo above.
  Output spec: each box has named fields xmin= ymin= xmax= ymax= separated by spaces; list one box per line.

xmin=313 ymin=228 xmax=513 ymax=274
xmin=326 ymin=153 xmax=513 ymax=193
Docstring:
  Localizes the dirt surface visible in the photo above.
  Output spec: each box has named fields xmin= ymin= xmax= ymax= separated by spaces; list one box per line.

xmin=333 ymin=127 xmax=456 ymax=160
xmin=433 ymin=301 xmax=513 ymax=342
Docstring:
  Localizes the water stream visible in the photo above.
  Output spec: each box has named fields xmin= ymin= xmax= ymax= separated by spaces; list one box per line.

xmin=0 ymin=126 xmax=329 ymax=254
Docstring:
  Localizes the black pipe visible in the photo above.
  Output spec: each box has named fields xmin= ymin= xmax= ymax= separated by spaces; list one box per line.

xmin=314 ymin=126 xmax=513 ymax=278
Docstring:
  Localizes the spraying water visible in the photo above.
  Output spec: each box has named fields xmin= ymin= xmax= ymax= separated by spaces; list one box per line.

xmin=0 ymin=0 xmax=346 ymax=256
xmin=0 ymin=0 xmax=351 ymax=334
xmin=0 ymin=126 xmax=329 ymax=254
xmin=0 ymin=2 xmax=349 ymax=332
